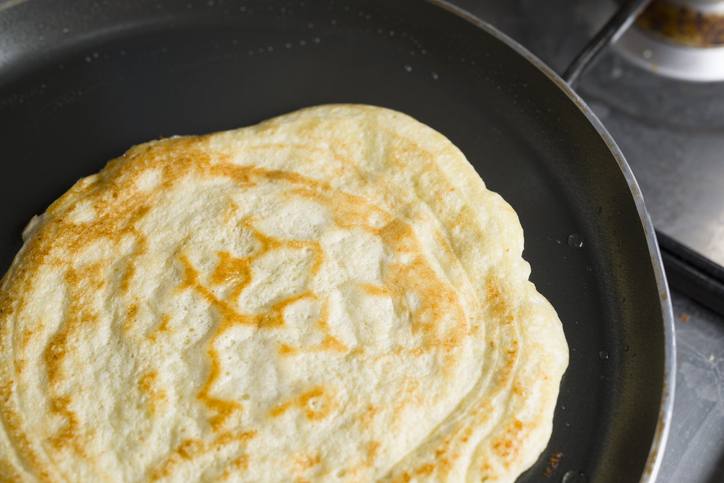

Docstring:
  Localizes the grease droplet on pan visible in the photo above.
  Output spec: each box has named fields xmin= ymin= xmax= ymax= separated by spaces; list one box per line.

xmin=567 ymin=233 xmax=585 ymax=249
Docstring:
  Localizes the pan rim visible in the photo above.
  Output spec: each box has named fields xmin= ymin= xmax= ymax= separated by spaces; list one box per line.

xmin=423 ymin=1 xmax=677 ymax=481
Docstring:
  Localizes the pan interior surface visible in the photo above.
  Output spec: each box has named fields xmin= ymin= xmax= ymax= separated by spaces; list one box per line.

xmin=0 ymin=0 xmax=667 ymax=481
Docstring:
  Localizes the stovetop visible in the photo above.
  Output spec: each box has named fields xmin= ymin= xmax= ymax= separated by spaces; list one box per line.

xmin=446 ymin=0 xmax=724 ymax=481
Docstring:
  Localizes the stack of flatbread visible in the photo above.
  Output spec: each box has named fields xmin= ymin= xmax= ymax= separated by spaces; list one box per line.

xmin=0 ymin=105 xmax=568 ymax=482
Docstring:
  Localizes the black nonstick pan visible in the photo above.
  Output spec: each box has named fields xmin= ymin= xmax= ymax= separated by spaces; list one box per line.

xmin=0 ymin=0 xmax=675 ymax=481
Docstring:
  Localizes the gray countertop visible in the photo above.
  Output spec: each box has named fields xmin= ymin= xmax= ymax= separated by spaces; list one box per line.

xmin=660 ymin=293 xmax=724 ymax=483
xmin=446 ymin=0 xmax=724 ymax=481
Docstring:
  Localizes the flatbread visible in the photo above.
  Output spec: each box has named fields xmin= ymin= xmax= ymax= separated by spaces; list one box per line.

xmin=0 ymin=104 xmax=568 ymax=482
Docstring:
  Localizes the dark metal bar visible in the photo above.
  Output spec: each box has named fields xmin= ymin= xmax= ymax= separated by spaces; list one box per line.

xmin=657 ymin=230 xmax=724 ymax=317
xmin=562 ymin=0 xmax=653 ymax=86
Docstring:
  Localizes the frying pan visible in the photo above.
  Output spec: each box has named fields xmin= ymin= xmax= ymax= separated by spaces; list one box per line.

xmin=0 ymin=0 xmax=675 ymax=481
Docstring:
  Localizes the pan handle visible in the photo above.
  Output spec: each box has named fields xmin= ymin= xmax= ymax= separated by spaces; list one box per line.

xmin=657 ymin=230 xmax=724 ymax=317
xmin=562 ymin=0 xmax=724 ymax=317
xmin=562 ymin=0 xmax=653 ymax=86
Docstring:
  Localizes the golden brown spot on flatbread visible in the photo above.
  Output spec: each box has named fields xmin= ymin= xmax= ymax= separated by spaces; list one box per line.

xmin=293 ymin=451 xmax=321 ymax=476
xmin=358 ymin=283 xmax=389 ymax=297
xmin=258 ymin=293 xmax=314 ymax=330
xmin=150 ymin=432 xmax=256 ymax=481
xmin=416 ymin=464 xmax=436 ymax=477
xmin=0 ymin=381 xmax=54 ymax=482
xmin=45 ymin=181 xmax=153 ymax=265
xmin=0 ymin=456 xmax=24 ymax=482
xmin=198 ymin=381 xmax=244 ymax=433
xmin=389 ymin=139 xmax=434 ymax=170
xmin=308 ymin=242 xmax=326 ymax=278
xmin=177 ymin=255 xmax=254 ymax=328
xmin=332 ymin=194 xmax=386 ymax=234
xmin=175 ymin=225 xmax=325 ymax=430
xmin=279 ymin=343 xmax=299 ymax=357
xmin=139 ymin=372 xmax=167 ymax=415
xmin=359 ymin=404 xmax=380 ymax=432
xmin=380 ymin=219 xmax=468 ymax=355
xmin=123 ymin=303 xmax=138 ymax=334
xmin=216 ymin=454 xmax=250 ymax=481
xmin=41 ymin=265 xmax=108 ymax=458
xmin=178 ymin=439 xmax=204 ymax=459
xmin=178 ymin=253 xmax=249 ymax=431
xmin=367 ymin=441 xmax=381 ymax=462
xmin=319 ymin=336 xmax=347 ymax=353
xmin=212 ymin=430 xmax=255 ymax=446
xmin=507 ymin=340 xmax=519 ymax=357
xmin=148 ymin=314 xmax=171 ymax=342
xmin=493 ymin=419 xmax=526 ymax=462
xmin=221 ymin=201 xmax=240 ymax=225
xmin=47 ymin=396 xmax=85 ymax=456
xmin=19 ymin=323 xmax=43 ymax=352
xmin=422 ymin=424 xmax=477 ymax=477
xmin=312 ymin=299 xmax=348 ymax=354
xmin=211 ymin=251 xmax=251 ymax=287
xmin=269 ymin=387 xmax=335 ymax=421
xmin=176 ymin=233 xmax=322 ymax=429
xmin=389 ymin=380 xmax=422 ymax=428
xmin=149 ymin=439 xmax=201 ymax=481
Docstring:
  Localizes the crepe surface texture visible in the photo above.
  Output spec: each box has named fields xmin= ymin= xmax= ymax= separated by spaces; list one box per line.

xmin=0 ymin=105 xmax=568 ymax=483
